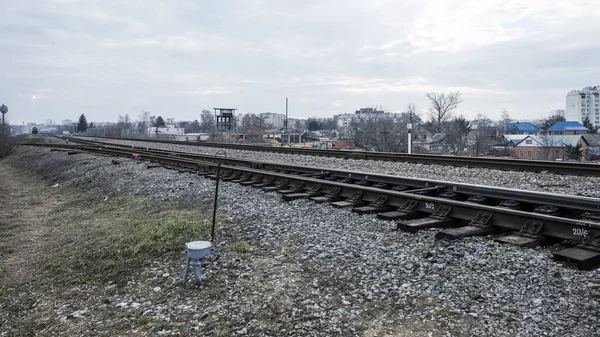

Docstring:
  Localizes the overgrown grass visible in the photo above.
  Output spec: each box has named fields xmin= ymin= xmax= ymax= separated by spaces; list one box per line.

xmin=43 ymin=194 xmax=215 ymax=284
xmin=0 ymin=129 xmax=18 ymax=158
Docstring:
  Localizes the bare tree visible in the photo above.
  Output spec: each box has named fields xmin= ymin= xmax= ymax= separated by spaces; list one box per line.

xmin=538 ymin=133 xmax=557 ymax=160
xmin=406 ymin=103 xmax=419 ymax=125
xmin=541 ymin=111 xmax=566 ymax=132
xmin=118 ymin=114 xmax=132 ymax=137
xmin=184 ymin=120 xmax=201 ymax=133
xmin=348 ymin=116 xmax=408 ymax=152
xmin=500 ymin=109 xmax=511 ymax=124
xmin=138 ymin=110 xmax=151 ymax=137
xmin=444 ymin=116 xmax=471 ymax=154
xmin=473 ymin=113 xmax=493 ymax=156
xmin=239 ymin=114 xmax=267 ymax=143
xmin=426 ymin=91 xmax=463 ymax=132
xmin=200 ymin=110 xmax=216 ymax=133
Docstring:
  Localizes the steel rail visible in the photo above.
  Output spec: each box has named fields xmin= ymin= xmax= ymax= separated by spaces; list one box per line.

xmin=27 ymin=142 xmax=600 ymax=244
xmin=69 ymin=135 xmax=600 ymax=177
xmin=49 ymin=138 xmax=600 ymax=214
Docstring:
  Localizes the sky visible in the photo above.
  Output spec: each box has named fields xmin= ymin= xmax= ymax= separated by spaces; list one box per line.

xmin=2 ymin=0 xmax=600 ymax=125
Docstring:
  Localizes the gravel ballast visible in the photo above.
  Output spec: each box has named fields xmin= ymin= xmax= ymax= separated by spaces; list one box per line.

xmin=79 ymin=137 xmax=600 ymax=198
xmin=5 ymin=146 xmax=600 ymax=336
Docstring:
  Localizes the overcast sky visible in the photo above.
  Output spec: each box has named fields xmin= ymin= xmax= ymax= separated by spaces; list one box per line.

xmin=2 ymin=0 xmax=600 ymax=125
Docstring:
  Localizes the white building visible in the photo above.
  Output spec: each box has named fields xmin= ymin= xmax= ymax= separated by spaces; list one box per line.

xmin=259 ymin=112 xmax=286 ymax=130
xmin=566 ymin=86 xmax=600 ymax=127
xmin=335 ymin=108 xmax=413 ymax=129
xmin=155 ymin=117 xmax=184 ymax=136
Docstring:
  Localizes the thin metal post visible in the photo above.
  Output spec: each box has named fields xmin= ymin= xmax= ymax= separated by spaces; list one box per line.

xmin=285 ymin=98 xmax=288 ymax=134
xmin=211 ymin=150 xmax=227 ymax=242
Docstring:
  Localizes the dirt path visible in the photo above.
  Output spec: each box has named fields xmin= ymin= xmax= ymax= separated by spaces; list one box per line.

xmin=0 ymin=164 xmax=71 ymax=334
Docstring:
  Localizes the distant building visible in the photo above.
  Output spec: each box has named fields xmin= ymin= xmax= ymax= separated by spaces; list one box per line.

xmin=566 ymin=86 xmax=600 ymax=127
xmin=155 ymin=117 xmax=184 ymax=136
xmin=215 ymin=108 xmax=237 ymax=131
xmin=547 ymin=121 xmax=589 ymax=135
xmin=501 ymin=122 xmax=540 ymax=135
xmin=259 ymin=112 xmax=286 ymax=130
xmin=582 ymin=134 xmax=600 ymax=160
xmin=513 ymin=135 xmax=586 ymax=160
xmin=428 ymin=133 xmax=448 ymax=152
xmin=335 ymin=108 xmax=417 ymax=129
xmin=287 ymin=118 xmax=305 ymax=131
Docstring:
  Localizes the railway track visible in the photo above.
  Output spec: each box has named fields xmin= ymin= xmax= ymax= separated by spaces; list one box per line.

xmin=72 ymin=135 xmax=600 ymax=177
xmin=26 ymin=137 xmax=600 ymax=270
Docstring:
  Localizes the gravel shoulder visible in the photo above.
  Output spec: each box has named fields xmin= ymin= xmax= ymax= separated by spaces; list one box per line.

xmin=1 ymin=146 xmax=600 ymax=336
xmin=77 ymin=138 xmax=600 ymax=198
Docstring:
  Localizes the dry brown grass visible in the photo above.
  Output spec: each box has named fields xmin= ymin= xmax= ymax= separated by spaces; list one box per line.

xmin=0 ymin=161 xmax=214 ymax=335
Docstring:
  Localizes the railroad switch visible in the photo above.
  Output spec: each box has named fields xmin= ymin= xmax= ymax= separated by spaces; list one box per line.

xmin=263 ymin=179 xmax=289 ymax=192
xmin=436 ymin=212 xmax=496 ymax=240
xmin=497 ymin=220 xmax=547 ymax=247
xmin=283 ymin=184 xmax=323 ymax=201
xmin=240 ymin=175 xmax=263 ymax=186
xmin=398 ymin=205 xmax=457 ymax=233
xmin=554 ymin=231 xmax=600 ymax=270
xmin=310 ymin=187 xmax=343 ymax=203
xmin=498 ymin=200 xmax=521 ymax=210
xmin=253 ymin=176 xmax=275 ymax=188
xmin=534 ymin=205 xmax=562 ymax=217
xmin=377 ymin=199 xmax=422 ymax=221
xmin=232 ymin=173 xmax=252 ymax=183
xmin=582 ymin=212 xmax=600 ymax=222
xmin=355 ymin=179 xmax=372 ymax=186
xmin=467 ymin=195 xmax=489 ymax=204
xmin=220 ymin=171 xmax=241 ymax=181
xmin=331 ymin=191 xmax=368 ymax=208
xmin=353 ymin=195 xmax=394 ymax=215
xmin=277 ymin=181 xmax=305 ymax=195
xmin=439 ymin=191 xmax=461 ymax=200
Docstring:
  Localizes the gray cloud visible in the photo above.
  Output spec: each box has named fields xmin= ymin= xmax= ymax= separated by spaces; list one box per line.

xmin=1 ymin=0 xmax=599 ymax=124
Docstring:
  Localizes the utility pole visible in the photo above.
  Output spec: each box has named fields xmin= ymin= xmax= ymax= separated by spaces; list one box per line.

xmin=285 ymin=97 xmax=289 ymax=144
xmin=380 ymin=123 xmax=389 ymax=152
xmin=407 ymin=123 xmax=413 ymax=154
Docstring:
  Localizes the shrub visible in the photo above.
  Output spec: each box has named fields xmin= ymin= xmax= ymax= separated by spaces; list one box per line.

xmin=0 ymin=127 xmax=15 ymax=158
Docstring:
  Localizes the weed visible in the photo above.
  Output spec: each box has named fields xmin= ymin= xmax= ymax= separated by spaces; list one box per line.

xmin=433 ymin=307 xmax=453 ymax=317
xmin=228 ymin=240 xmax=251 ymax=253
xmin=213 ymin=327 xmax=231 ymax=337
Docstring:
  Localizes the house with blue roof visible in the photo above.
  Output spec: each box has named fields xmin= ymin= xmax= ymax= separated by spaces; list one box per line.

xmin=548 ymin=121 xmax=589 ymax=135
xmin=501 ymin=122 xmax=540 ymax=135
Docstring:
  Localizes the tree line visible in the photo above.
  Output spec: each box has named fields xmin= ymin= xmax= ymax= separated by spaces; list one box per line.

xmin=74 ymin=110 xmax=218 ymax=138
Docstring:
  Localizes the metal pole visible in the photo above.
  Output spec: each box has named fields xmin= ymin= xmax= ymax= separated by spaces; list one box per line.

xmin=407 ymin=123 xmax=413 ymax=154
xmin=211 ymin=150 xmax=227 ymax=242
xmin=285 ymin=98 xmax=288 ymax=134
